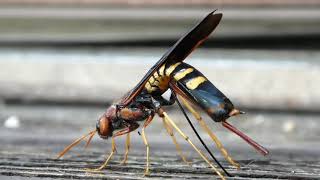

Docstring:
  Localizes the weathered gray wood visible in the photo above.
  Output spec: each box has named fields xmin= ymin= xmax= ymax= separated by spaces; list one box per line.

xmin=0 ymin=105 xmax=320 ymax=179
xmin=1 ymin=0 xmax=320 ymax=6
xmin=1 ymin=145 xmax=320 ymax=179
xmin=0 ymin=7 xmax=319 ymax=43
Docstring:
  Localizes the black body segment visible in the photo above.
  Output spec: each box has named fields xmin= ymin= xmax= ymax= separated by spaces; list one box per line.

xmin=121 ymin=11 xmax=223 ymax=106
xmin=171 ymin=63 xmax=234 ymax=122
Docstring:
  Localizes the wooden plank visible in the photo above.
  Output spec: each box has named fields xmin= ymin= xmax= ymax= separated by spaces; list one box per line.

xmin=0 ymin=104 xmax=320 ymax=179
xmin=1 ymin=0 xmax=320 ymax=6
xmin=1 ymin=151 xmax=319 ymax=179
xmin=0 ymin=7 xmax=319 ymax=44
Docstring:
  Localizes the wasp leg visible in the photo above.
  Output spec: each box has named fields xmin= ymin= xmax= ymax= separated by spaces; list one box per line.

xmin=161 ymin=117 xmax=191 ymax=165
xmin=86 ymin=123 xmax=139 ymax=173
xmin=85 ymin=137 xmax=117 ymax=172
xmin=158 ymin=109 xmax=225 ymax=180
xmin=179 ymin=96 xmax=240 ymax=169
xmin=141 ymin=115 xmax=154 ymax=176
xmin=113 ymin=122 xmax=139 ymax=166
xmin=120 ymin=133 xmax=131 ymax=165
xmin=114 ymin=122 xmax=139 ymax=138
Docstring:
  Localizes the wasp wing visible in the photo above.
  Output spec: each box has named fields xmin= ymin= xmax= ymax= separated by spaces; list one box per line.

xmin=121 ymin=11 xmax=222 ymax=106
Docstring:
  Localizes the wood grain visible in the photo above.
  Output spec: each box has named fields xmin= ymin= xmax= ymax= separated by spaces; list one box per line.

xmin=1 ymin=105 xmax=320 ymax=179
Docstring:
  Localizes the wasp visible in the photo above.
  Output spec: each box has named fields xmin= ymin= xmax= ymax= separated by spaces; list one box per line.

xmin=57 ymin=11 xmax=269 ymax=179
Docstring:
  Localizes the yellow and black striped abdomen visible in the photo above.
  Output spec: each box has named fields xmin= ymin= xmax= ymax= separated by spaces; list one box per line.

xmin=170 ymin=62 xmax=235 ymax=122
xmin=144 ymin=64 xmax=169 ymax=94
xmin=144 ymin=62 xmax=185 ymax=95
xmin=171 ymin=63 xmax=208 ymax=90
xmin=145 ymin=62 xmax=235 ymax=122
xmin=145 ymin=62 xmax=209 ymax=95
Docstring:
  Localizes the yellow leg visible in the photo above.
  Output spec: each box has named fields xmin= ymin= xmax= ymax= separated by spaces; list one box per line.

xmin=179 ymin=97 xmax=240 ymax=169
xmin=141 ymin=127 xmax=150 ymax=176
xmin=120 ymin=133 xmax=131 ymax=165
xmin=160 ymin=111 xmax=225 ymax=180
xmin=85 ymin=137 xmax=116 ymax=172
xmin=162 ymin=117 xmax=191 ymax=165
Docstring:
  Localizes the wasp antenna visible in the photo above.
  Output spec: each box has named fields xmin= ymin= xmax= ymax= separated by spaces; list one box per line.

xmin=85 ymin=130 xmax=97 ymax=149
xmin=222 ymin=121 xmax=269 ymax=156
xmin=57 ymin=129 xmax=96 ymax=159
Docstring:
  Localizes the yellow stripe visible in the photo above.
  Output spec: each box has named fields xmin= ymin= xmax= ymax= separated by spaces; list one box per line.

xmin=149 ymin=76 xmax=155 ymax=84
xmin=153 ymin=71 xmax=159 ymax=79
xmin=166 ymin=62 xmax=181 ymax=76
xmin=173 ymin=68 xmax=194 ymax=81
xmin=145 ymin=82 xmax=151 ymax=92
xmin=159 ymin=65 xmax=165 ymax=76
xmin=145 ymin=82 xmax=157 ymax=93
xmin=186 ymin=76 xmax=207 ymax=90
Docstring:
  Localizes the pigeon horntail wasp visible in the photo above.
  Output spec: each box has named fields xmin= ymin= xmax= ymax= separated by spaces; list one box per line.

xmin=57 ymin=11 xmax=269 ymax=179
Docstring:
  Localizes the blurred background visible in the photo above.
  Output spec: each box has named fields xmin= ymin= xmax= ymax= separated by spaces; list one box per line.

xmin=0 ymin=0 xmax=320 ymax=176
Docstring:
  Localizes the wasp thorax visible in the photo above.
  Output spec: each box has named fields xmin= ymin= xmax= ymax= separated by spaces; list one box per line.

xmin=96 ymin=106 xmax=116 ymax=139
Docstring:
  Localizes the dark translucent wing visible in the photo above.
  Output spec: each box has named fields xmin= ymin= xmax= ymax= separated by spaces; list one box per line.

xmin=120 ymin=11 xmax=223 ymax=106
xmin=157 ymin=11 xmax=223 ymax=65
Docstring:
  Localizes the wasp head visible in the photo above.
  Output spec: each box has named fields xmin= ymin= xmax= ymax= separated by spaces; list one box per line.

xmin=96 ymin=105 xmax=116 ymax=139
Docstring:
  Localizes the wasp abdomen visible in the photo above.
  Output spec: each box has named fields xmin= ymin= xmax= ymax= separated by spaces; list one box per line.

xmin=145 ymin=62 xmax=209 ymax=95
xmin=170 ymin=63 xmax=208 ymax=89
xmin=170 ymin=62 xmax=235 ymax=122
xmin=145 ymin=64 xmax=170 ymax=94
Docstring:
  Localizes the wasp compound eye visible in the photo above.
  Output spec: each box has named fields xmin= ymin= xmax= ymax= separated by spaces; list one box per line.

xmin=96 ymin=116 xmax=113 ymax=139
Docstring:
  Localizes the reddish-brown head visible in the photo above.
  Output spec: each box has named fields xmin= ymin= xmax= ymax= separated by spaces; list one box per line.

xmin=96 ymin=105 xmax=116 ymax=139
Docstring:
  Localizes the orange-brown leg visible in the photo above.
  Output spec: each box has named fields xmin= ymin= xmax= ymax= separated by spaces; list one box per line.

xmin=113 ymin=123 xmax=139 ymax=166
xmin=85 ymin=137 xmax=117 ymax=172
xmin=86 ymin=123 xmax=139 ymax=172
xmin=120 ymin=133 xmax=131 ymax=165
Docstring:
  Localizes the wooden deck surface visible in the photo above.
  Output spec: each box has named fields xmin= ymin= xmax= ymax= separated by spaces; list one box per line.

xmin=1 ymin=104 xmax=319 ymax=179
xmin=0 ymin=4 xmax=319 ymax=180
xmin=1 ymin=150 xmax=319 ymax=179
